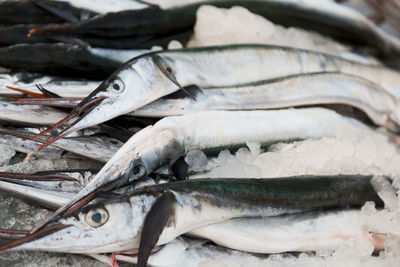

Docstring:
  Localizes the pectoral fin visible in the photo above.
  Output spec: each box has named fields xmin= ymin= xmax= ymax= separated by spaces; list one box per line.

xmin=152 ymin=55 xmax=197 ymax=101
xmin=138 ymin=190 xmax=178 ymax=267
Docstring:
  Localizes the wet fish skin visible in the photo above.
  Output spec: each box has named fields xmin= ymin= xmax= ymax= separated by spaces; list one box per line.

xmin=0 ymin=0 xmax=98 ymax=25
xmin=39 ymin=107 xmax=378 ymax=233
xmin=28 ymin=0 xmax=400 ymax=57
xmin=3 ymin=176 xmax=382 ymax=256
xmin=0 ymin=174 xmax=384 ymax=260
xmin=45 ymin=43 xmax=400 ymax=143
xmin=0 ymin=128 xmax=123 ymax=162
xmin=0 ymin=101 xmax=68 ymax=126
xmin=131 ymin=72 xmax=400 ymax=131
xmin=0 ymin=43 xmax=121 ymax=79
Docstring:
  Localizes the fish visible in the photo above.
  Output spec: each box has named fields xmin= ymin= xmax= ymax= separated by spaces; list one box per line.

xmin=130 ymin=72 xmax=400 ymax=131
xmin=92 ymin=229 xmax=384 ymax=266
xmin=0 ymin=0 xmax=97 ymax=25
xmin=0 ymin=170 xmax=93 ymax=209
xmin=0 ymin=23 xmax=152 ymax=58
xmin=13 ymin=72 xmax=400 ymax=131
xmin=1 ymin=80 xmax=99 ymax=98
xmin=0 ymin=173 xmax=385 ymax=255
xmin=30 ymin=107 xmax=379 ymax=233
xmin=0 ymin=128 xmax=123 ymax=162
xmin=0 ymin=43 xmax=122 ymax=79
xmin=34 ymin=44 xmax=400 ymax=149
xmin=0 ymin=176 xmax=383 ymax=267
xmin=28 ymin=0 xmax=400 ymax=57
xmin=90 ymin=236 xmax=277 ymax=267
xmin=0 ymin=101 xmax=68 ymax=125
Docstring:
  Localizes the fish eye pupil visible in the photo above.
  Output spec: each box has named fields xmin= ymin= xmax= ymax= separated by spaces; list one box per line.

xmin=91 ymin=212 xmax=102 ymax=223
xmin=112 ymin=83 xmax=120 ymax=91
xmin=110 ymin=140 xmax=118 ymax=145
xmin=50 ymin=130 xmax=58 ymax=136
xmin=132 ymin=165 xmax=141 ymax=175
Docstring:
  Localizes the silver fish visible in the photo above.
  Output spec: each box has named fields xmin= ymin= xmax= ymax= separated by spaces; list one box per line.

xmin=0 ymin=128 xmax=123 ymax=162
xmin=30 ymin=108 xmax=379 ymax=235
xmin=130 ymin=72 xmax=400 ymax=131
xmin=0 ymin=101 xmax=68 ymax=125
xmin=0 ymin=176 xmax=382 ymax=267
xmin=34 ymin=44 xmax=400 ymax=149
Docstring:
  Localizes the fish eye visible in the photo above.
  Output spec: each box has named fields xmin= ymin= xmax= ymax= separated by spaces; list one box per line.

xmin=50 ymin=129 xmax=59 ymax=137
xmin=109 ymin=139 xmax=120 ymax=145
xmin=85 ymin=207 xmax=109 ymax=227
xmin=131 ymin=161 xmax=146 ymax=178
xmin=109 ymin=78 xmax=125 ymax=93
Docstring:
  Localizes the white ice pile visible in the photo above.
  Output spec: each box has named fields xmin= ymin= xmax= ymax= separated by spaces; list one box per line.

xmin=185 ymin=127 xmax=400 ymax=266
xmin=193 ymin=130 xmax=399 ymax=179
xmin=187 ymin=5 xmax=381 ymax=64
xmin=188 ymin=6 xmax=346 ymax=54
xmin=0 ymin=144 xmax=15 ymax=166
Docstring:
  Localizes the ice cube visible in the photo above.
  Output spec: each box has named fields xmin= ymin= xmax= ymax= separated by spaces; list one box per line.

xmin=185 ymin=150 xmax=208 ymax=172
xmin=371 ymin=176 xmax=399 ymax=211
xmin=0 ymin=144 xmax=15 ymax=166
xmin=246 ymin=142 xmax=261 ymax=156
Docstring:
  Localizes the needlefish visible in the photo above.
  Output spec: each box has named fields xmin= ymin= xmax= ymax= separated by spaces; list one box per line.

xmin=34 ymin=44 xmax=400 ymax=149
xmin=0 ymin=128 xmax=123 ymax=162
xmin=31 ymin=108 xmax=380 ymax=232
xmin=0 ymin=176 xmax=384 ymax=267
xmin=0 ymin=175 xmax=386 ymax=266
xmin=13 ymin=72 xmax=400 ymax=131
xmin=28 ymin=0 xmax=400 ymax=56
xmin=130 ymin=72 xmax=400 ymax=131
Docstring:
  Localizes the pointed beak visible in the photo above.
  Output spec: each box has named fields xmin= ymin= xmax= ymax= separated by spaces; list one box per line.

xmin=29 ymin=84 xmax=108 ymax=151
xmin=0 ymin=224 xmax=71 ymax=254
xmin=30 ymin=179 xmax=117 ymax=234
xmin=13 ymin=97 xmax=82 ymax=108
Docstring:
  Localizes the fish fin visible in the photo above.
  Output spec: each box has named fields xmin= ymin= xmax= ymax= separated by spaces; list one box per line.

xmin=151 ymin=55 xmax=197 ymax=101
xmin=171 ymin=157 xmax=188 ymax=180
xmin=138 ymin=191 xmax=178 ymax=267
xmin=35 ymin=84 xmax=62 ymax=98
xmin=34 ymin=0 xmax=78 ymax=22
xmin=164 ymin=84 xmax=203 ymax=100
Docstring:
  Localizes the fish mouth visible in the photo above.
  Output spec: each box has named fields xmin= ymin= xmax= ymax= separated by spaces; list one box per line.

xmin=0 ymin=224 xmax=71 ymax=253
xmin=28 ymin=84 xmax=108 ymax=151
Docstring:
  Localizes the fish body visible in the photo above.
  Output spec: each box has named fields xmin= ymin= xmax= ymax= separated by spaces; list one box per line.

xmin=0 ymin=102 xmax=68 ymax=125
xmin=29 ymin=0 xmax=400 ymax=56
xmin=42 ymin=108 xmax=379 ymax=230
xmin=50 ymin=44 xmax=400 ymax=141
xmin=4 ymin=176 xmax=381 ymax=255
xmin=131 ymin=72 xmax=400 ymax=131
xmin=0 ymin=43 xmax=121 ymax=79
xmin=0 ymin=128 xmax=122 ymax=162
xmin=0 ymin=0 xmax=97 ymax=25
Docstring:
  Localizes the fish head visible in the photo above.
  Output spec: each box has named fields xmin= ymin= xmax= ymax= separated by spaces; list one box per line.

xmin=32 ymin=54 xmax=175 ymax=150
xmin=0 ymin=194 xmax=155 ymax=254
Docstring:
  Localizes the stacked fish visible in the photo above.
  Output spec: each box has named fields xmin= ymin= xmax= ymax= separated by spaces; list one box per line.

xmin=0 ymin=0 xmax=400 ymax=266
